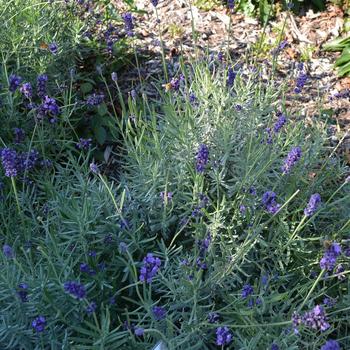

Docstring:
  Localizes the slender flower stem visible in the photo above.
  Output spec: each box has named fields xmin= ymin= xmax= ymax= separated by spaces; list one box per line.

xmin=11 ymin=177 xmax=21 ymax=213
xmin=132 ymin=39 xmax=143 ymax=89
xmin=226 ymin=12 xmax=232 ymax=60
xmin=188 ymin=0 xmax=199 ymax=59
xmin=288 ymin=215 xmax=307 ymax=243
xmin=155 ymin=7 xmax=168 ymax=81
xmin=207 ymin=320 xmax=291 ymax=328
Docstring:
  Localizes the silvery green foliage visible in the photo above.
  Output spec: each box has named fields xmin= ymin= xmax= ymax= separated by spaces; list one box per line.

xmin=1 ymin=56 xmax=349 ymax=349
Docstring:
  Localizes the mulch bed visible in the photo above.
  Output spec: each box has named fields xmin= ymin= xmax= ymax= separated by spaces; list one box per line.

xmin=115 ymin=0 xmax=349 ymax=130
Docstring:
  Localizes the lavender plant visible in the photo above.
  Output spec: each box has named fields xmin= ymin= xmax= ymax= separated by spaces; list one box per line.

xmin=0 ymin=1 xmax=349 ymax=350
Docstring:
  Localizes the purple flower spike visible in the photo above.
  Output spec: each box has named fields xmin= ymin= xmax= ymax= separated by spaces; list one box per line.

xmin=273 ymin=113 xmax=287 ymax=133
xmin=20 ymin=82 xmax=33 ymax=99
xmin=17 ymin=283 xmax=29 ymax=302
xmin=3 ymin=244 xmax=15 ymax=258
xmin=281 ymin=146 xmax=302 ymax=174
xmin=134 ymin=327 xmax=144 ymax=336
xmin=139 ymin=253 xmax=161 ymax=283
xmin=160 ymin=191 xmax=173 ymax=204
xmin=262 ymin=191 xmax=281 ymax=214
xmin=227 ymin=0 xmax=235 ymax=10
xmin=37 ymin=74 xmax=48 ymax=98
xmin=14 ymin=128 xmax=25 ymax=144
xmin=1 ymin=148 xmax=18 ymax=177
xmin=215 ymin=326 xmax=232 ymax=346
xmin=321 ymin=340 xmax=340 ymax=350
xmin=195 ymin=144 xmax=209 ymax=173
xmin=86 ymin=93 xmax=104 ymax=106
xmin=242 ymin=284 xmax=254 ymax=299
xmin=9 ymin=74 xmax=22 ymax=92
xmin=152 ymin=306 xmax=166 ymax=321
xmin=89 ymin=162 xmax=99 ymax=174
xmin=49 ymin=42 xmax=58 ymax=55
xmin=292 ymin=305 xmax=330 ymax=333
xmin=86 ymin=301 xmax=97 ymax=314
xmin=32 ymin=316 xmax=46 ymax=333
xmin=122 ymin=13 xmax=134 ymax=37
xmin=64 ymin=281 xmax=86 ymax=300
xmin=227 ymin=66 xmax=236 ymax=87
xmin=304 ymin=193 xmax=321 ymax=217
xmin=302 ymin=305 xmax=330 ymax=331
xmin=320 ymin=242 xmax=342 ymax=271
xmin=208 ymin=312 xmax=220 ymax=324
xmin=39 ymin=96 xmax=60 ymax=117
xmin=294 ymin=71 xmax=307 ymax=94
xmin=76 ymin=138 xmax=92 ymax=150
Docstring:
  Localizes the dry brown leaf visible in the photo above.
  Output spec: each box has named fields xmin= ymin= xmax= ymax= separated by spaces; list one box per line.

xmin=285 ymin=47 xmax=298 ymax=60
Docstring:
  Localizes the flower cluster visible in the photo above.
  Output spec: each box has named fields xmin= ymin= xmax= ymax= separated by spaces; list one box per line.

xmin=304 ymin=193 xmax=321 ymax=217
xmin=208 ymin=312 xmax=220 ymax=323
xmin=134 ymin=327 xmax=144 ymax=336
xmin=38 ymin=96 xmax=60 ymax=122
xmin=320 ymin=242 xmax=342 ymax=271
xmin=321 ymin=340 xmax=340 ymax=350
xmin=86 ymin=301 xmax=97 ymax=314
xmin=303 ymin=305 xmax=330 ymax=331
xmin=152 ymin=306 xmax=166 ymax=320
xmin=20 ymin=82 xmax=33 ymax=99
xmin=196 ymin=256 xmax=207 ymax=270
xmin=262 ymin=191 xmax=281 ymax=214
xmin=170 ymin=74 xmax=184 ymax=91
xmin=139 ymin=253 xmax=161 ymax=283
xmin=1 ymin=148 xmax=18 ymax=177
xmin=215 ymin=326 xmax=233 ymax=346
xmin=241 ymin=284 xmax=254 ymax=299
xmin=227 ymin=0 xmax=235 ymax=10
xmin=64 ymin=281 xmax=86 ymax=300
xmin=197 ymin=233 xmax=211 ymax=255
xmin=294 ymin=71 xmax=307 ymax=94
xmin=80 ymin=263 xmax=96 ymax=276
xmin=227 ymin=66 xmax=236 ymax=87
xmin=14 ymin=128 xmax=25 ymax=144
xmin=323 ymin=297 xmax=337 ymax=307
xmin=0 ymin=148 xmax=39 ymax=177
xmin=160 ymin=191 xmax=173 ymax=204
xmin=17 ymin=283 xmax=29 ymax=302
xmin=122 ymin=13 xmax=134 ymax=37
xmin=193 ymin=232 xmax=212 ymax=270
xmin=271 ymin=40 xmax=288 ymax=55
xmin=76 ymin=138 xmax=92 ymax=150
xmin=86 ymin=93 xmax=104 ymax=106
xmin=3 ymin=244 xmax=14 ymax=258
xmin=32 ymin=316 xmax=46 ymax=333
xmin=9 ymin=74 xmax=22 ymax=92
xmin=264 ymin=127 xmax=273 ymax=144
xmin=281 ymin=146 xmax=302 ymax=174
xmin=329 ymin=89 xmax=350 ymax=101
xmin=195 ymin=144 xmax=209 ymax=173
xmin=104 ymin=24 xmax=118 ymax=54
xmin=90 ymin=162 xmax=100 ymax=174
xmin=189 ymin=92 xmax=197 ymax=104
xmin=292 ymin=305 xmax=330 ymax=332
xmin=37 ymin=74 xmax=48 ymax=98
xmin=273 ymin=113 xmax=287 ymax=133
xmin=49 ymin=42 xmax=58 ymax=55
xmin=191 ymin=193 xmax=209 ymax=217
